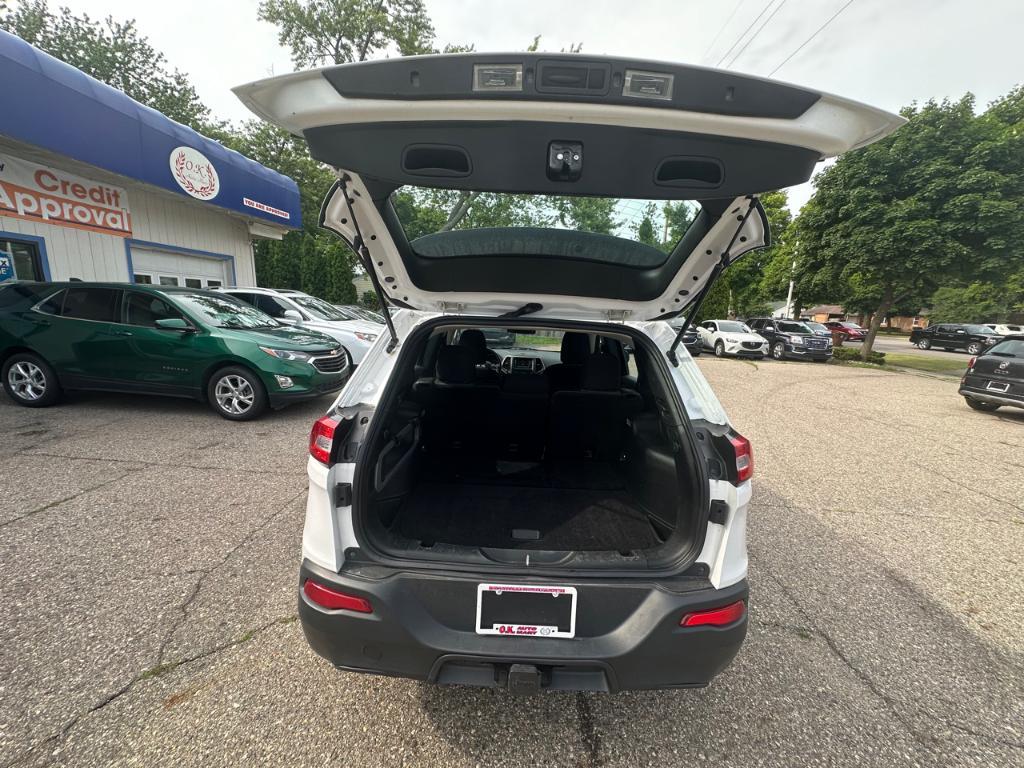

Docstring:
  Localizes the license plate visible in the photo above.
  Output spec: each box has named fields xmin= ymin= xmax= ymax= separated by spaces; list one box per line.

xmin=986 ymin=381 xmax=1010 ymax=392
xmin=475 ymin=584 xmax=577 ymax=638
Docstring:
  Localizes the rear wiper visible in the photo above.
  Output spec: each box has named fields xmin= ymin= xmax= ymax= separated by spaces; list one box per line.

xmin=499 ymin=302 xmax=542 ymax=319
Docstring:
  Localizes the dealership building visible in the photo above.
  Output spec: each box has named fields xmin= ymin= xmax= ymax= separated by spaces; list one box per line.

xmin=0 ymin=30 xmax=301 ymax=289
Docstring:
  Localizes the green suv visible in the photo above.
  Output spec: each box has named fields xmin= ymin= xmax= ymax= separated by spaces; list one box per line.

xmin=0 ymin=282 xmax=351 ymax=420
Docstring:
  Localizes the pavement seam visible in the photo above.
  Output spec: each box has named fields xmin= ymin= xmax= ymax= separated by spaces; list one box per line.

xmin=19 ymin=450 xmax=304 ymax=478
xmin=574 ymin=693 xmax=603 ymax=767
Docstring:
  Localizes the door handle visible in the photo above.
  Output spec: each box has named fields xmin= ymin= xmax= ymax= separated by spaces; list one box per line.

xmin=111 ymin=329 xmax=133 ymax=337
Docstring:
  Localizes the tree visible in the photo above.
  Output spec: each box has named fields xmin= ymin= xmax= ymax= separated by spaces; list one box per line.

xmin=258 ymin=0 xmax=437 ymax=67
xmin=928 ymin=283 xmax=1010 ymax=324
xmin=787 ymin=93 xmax=1024 ymax=359
xmin=1 ymin=1 xmax=216 ymax=133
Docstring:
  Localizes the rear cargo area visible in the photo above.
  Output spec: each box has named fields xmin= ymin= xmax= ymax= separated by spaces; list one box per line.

xmin=356 ymin=325 xmax=706 ymax=568
xmin=393 ymin=458 xmax=663 ymax=551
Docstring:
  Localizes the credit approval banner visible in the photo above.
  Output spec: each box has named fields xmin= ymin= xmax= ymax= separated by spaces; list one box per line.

xmin=0 ymin=153 xmax=132 ymax=237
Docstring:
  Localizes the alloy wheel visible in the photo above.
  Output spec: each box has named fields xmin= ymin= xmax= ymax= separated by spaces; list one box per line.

xmin=772 ymin=342 xmax=784 ymax=360
xmin=8 ymin=361 xmax=47 ymax=401
xmin=214 ymin=374 xmax=255 ymax=416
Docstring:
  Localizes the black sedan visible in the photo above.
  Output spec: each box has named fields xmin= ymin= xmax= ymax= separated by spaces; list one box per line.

xmin=959 ymin=335 xmax=1024 ymax=412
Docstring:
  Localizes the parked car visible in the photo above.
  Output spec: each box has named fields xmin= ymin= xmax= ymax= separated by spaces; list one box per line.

xmin=667 ymin=319 xmax=703 ymax=356
xmin=802 ymin=321 xmax=833 ymax=338
xmin=235 ymin=52 xmax=901 ymax=692
xmin=219 ymin=287 xmax=382 ymax=365
xmin=746 ymin=318 xmax=833 ymax=361
xmin=338 ymin=304 xmax=387 ymax=324
xmin=0 ymin=282 xmax=349 ymax=420
xmin=959 ymin=335 xmax=1024 ymax=412
xmin=824 ymin=320 xmax=867 ymax=341
xmin=909 ymin=323 xmax=1001 ymax=354
xmin=985 ymin=323 xmax=1024 ymax=336
xmin=696 ymin=319 xmax=767 ymax=358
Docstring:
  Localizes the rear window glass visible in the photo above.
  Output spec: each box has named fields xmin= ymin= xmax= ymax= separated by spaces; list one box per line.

xmin=989 ymin=340 xmax=1024 ymax=357
xmin=392 ymin=187 xmax=699 ymax=265
xmin=0 ymin=283 xmax=53 ymax=310
xmin=62 ymin=287 xmax=120 ymax=322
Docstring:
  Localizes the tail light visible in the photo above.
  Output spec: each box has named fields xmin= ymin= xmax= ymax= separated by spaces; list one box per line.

xmin=303 ymin=579 xmax=372 ymax=613
xmin=967 ymin=356 xmax=976 ymax=370
xmin=681 ymin=600 xmax=746 ymax=627
xmin=728 ymin=432 xmax=754 ymax=482
xmin=309 ymin=415 xmax=339 ymax=464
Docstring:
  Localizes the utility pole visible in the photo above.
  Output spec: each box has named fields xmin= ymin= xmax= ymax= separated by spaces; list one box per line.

xmin=784 ymin=239 xmax=798 ymax=319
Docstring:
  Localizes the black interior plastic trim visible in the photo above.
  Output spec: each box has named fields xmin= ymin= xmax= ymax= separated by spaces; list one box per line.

xmin=321 ymin=53 xmax=820 ymax=119
xmin=401 ymin=143 xmax=472 ymax=177
xmin=655 ymin=156 xmax=724 ymax=188
xmin=304 ymin=121 xmax=820 ymax=200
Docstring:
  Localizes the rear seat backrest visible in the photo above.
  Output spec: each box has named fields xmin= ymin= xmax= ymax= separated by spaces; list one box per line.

xmin=422 ymin=345 xmax=498 ymax=453
xmin=493 ymin=373 xmax=549 ymax=460
xmin=544 ymin=332 xmax=590 ymax=392
xmin=549 ymin=353 xmax=642 ymax=460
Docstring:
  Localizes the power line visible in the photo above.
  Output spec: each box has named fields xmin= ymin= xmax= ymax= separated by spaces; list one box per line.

xmin=701 ymin=0 xmax=746 ymax=65
xmin=723 ymin=0 xmax=787 ymax=70
xmin=768 ymin=0 xmax=857 ymax=76
xmin=715 ymin=0 xmax=780 ymax=69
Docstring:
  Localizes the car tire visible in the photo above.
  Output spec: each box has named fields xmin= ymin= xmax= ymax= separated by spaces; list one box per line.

xmin=772 ymin=342 xmax=785 ymax=360
xmin=966 ymin=342 xmax=983 ymax=356
xmin=918 ymin=338 xmax=932 ymax=350
xmin=2 ymin=352 xmax=62 ymax=408
xmin=714 ymin=341 xmax=726 ymax=358
xmin=207 ymin=366 xmax=268 ymax=421
xmin=964 ymin=397 xmax=999 ymax=412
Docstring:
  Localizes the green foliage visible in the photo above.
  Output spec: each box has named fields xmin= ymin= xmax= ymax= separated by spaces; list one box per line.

xmin=787 ymin=92 xmax=1024 ymax=357
xmin=0 ymin=0 xmax=216 ymax=133
xmin=258 ymin=0 xmax=436 ymax=67
xmin=832 ymin=346 xmax=886 ymax=365
xmin=928 ymin=282 xmax=1010 ymax=323
xmin=359 ymin=290 xmax=380 ymax=309
xmin=632 ymin=203 xmax=659 ymax=247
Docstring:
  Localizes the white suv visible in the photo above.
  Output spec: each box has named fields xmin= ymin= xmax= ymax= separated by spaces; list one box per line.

xmin=235 ymin=53 xmax=902 ymax=693
xmin=697 ymin=319 xmax=769 ymax=358
xmin=218 ymin=287 xmax=382 ymax=364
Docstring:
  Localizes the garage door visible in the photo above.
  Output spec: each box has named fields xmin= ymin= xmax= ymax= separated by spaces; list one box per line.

xmin=130 ymin=246 xmax=231 ymax=289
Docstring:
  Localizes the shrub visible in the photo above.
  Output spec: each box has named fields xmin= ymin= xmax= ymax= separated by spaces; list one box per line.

xmin=832 ymin=347 xmax=886 ymax=365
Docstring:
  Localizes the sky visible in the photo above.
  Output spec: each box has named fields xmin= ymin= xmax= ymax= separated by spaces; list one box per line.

xmin=29 ymin=0 xmax=1024 ymax=213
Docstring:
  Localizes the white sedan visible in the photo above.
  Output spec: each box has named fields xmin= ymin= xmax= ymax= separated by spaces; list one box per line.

xmin=697 ymin=320 xmax=769 ymax=358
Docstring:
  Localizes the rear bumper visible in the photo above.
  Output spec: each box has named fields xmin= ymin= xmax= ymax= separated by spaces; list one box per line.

xmin=298 ymin=560 xmax=748 ymax=692
xmin=960 ymin=380 xmax=1024 ymax=409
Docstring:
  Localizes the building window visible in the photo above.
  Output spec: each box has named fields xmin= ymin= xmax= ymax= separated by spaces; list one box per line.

xmin=158 ymin=275 xmax=180 ymax=286
xmin=184 ymin=277 xmax=203 ymax=289
xmin=0 ymin=238 xmax=45 ymax=282
xmin=206 ymin=279 xmax=222 ymax=289
xmin=134 ymin=273 xmax=153 ymax=284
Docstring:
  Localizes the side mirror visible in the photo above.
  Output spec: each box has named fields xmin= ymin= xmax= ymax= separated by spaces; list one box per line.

xmin=155 ymin=318 xmax=191 ymax=332
xmin=282 ymin=309 xmax=303 ymax=323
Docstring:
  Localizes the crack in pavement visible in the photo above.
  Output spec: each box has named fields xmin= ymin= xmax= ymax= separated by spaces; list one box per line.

xmin=156 ymin=487 xmax=306 ymax=666
xmin=574 ymin=693 xmax=603 ymax=767
xmin=2 ymin=615 xmax=298 ymax=768
xmin=758 ymin=563 xmax=1024 ymax=752
xmin=0 ymin=466 xmax=148 ymax=530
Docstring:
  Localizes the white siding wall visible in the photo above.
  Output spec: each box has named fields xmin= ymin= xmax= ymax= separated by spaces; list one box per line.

xmin=0 ymin=153 xmax=257 ymax=285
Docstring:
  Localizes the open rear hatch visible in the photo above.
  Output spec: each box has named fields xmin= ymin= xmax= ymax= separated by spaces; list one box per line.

xmin=235 ymin=53 xmax=903 ymax=323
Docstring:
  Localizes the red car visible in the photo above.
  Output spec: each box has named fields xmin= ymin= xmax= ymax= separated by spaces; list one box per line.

xmin=825 ymin=321 xmax=868 ymax=341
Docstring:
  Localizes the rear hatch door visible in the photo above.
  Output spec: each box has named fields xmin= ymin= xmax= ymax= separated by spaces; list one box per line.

xmin=235 ymin=54 xmax=903 ymax=321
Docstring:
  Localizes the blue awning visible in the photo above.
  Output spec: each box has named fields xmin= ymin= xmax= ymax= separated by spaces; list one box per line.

xmin=0 ymin=30 xmax=302 ymax=228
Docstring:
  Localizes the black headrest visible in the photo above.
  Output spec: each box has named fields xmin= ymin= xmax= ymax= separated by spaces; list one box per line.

xmin=560 ymin=332 xmax=590 ymax=364
xmin=436 ymin=345 xmax=476 ymax=384
xmin=501 ymin=373 xmax=549 ymax=395
xmin=459 ymin=329 xmax=488 ymax=362
xmin=581 ymin=353 xmax=621 ymax=392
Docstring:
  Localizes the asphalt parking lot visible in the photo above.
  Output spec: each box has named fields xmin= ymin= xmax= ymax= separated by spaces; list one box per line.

xmin=2 ymin=359 xmax=1022 ymax=767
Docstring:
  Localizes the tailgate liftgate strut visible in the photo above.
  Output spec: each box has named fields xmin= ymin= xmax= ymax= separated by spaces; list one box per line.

xmin=667 ymin=196 xmax=760 ymax=366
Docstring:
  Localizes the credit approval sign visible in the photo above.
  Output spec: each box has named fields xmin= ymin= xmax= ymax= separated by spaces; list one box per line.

xmin=0 ymin=154 xmax=132 ymax=237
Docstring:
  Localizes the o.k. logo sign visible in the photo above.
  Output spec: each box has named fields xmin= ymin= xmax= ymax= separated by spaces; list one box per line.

xmin=169 ymin=146 xmax=219 ymax=201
